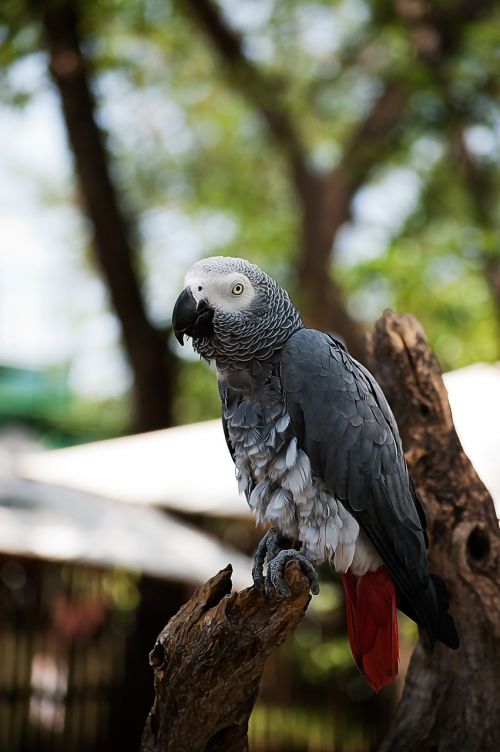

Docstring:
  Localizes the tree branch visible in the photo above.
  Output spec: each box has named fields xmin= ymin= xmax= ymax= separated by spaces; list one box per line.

xmin=40 ymin=0 xmax=176 ymax=432
xmin=295 ymin=0 xmax=495 ymax=343
xmin=140 ymin=563 xmax=311 ymax=752
xmin=180 ymin=0 xmax=305 ymax=171
xmin=294 ymin=82 xmax=407 ymax=355
xmin=394 ymin=0 xmax=497 ymax=64
xmin=367 ymin=311 xmax=500 ymax=751
xmin=310 ymin=0 xmax=496 ymax=345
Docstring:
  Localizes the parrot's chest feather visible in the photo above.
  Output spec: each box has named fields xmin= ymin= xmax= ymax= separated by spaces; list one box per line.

xmin=219 ymin=366 xmax=361 ymax=569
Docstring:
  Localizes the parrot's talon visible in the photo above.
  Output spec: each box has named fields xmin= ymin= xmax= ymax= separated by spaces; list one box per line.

xmin=264 ymin=578 xmax=279 ymax=600
xmin=252 ymin=527 xmax=283 ymax=590
xmin=267 ymin=549 xmax=320 ymax=598
xmin=253 ymin=529 xmax=320 ymax=598
xmin=253 ymin=575 xmax=265 ymax=593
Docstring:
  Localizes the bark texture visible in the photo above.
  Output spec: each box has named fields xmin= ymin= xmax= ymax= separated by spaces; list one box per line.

xmin=41 ymin=0 xmax=176 ymax=432
xmin=366 ymin=311 xmax=500 ymax=752
xmin=140 ymin=563 xmax=310 ymax=752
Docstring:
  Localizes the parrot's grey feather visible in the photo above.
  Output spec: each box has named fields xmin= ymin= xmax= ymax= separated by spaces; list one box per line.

xmin=218 ymin=355 xmax=360 ymax=566
xmin=279 ymin=328 xmax=440 ymax=640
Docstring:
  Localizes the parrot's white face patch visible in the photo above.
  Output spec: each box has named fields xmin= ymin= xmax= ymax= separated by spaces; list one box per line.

xmin=185 ymin=268 xmax=256 ymax=313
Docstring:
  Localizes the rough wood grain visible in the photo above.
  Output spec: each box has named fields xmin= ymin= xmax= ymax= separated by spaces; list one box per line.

xmin=367 ymin=311 xmax=500 ymax=752
xmin=140 ymin=563 xmax=310 ymax=752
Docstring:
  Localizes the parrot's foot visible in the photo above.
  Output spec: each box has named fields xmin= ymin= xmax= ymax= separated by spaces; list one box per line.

xmin=266 ymin=549 xmax=320 ymax=599
xmin=252 ymin=527 xmax=282 ymax=592
xmin=252 ymin=528 xmax=320 ymax=599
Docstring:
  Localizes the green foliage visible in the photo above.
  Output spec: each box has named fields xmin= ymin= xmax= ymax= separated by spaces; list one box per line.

xmin=173 ymin=357 xmax=221 ymax=424
xmin=249 ymin=703 xmax=371 ymax=751
xmin=0 ymin=363 xmax=130 ymax=445
xmin=340 ymin=231 xmax=499 ymax=371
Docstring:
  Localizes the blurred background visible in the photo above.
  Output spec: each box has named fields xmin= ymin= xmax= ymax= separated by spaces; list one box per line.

xmin=1 ymin=0 xmax=500 ymax=750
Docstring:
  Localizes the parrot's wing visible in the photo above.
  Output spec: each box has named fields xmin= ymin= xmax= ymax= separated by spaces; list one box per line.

xmin=280 ymin=328 xmax=456 ymax=646
xmin=354 ymin=357 xmax=429 ymax=548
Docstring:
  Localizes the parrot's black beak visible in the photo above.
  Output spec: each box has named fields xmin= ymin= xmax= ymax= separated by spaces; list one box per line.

xmin=172 ymin=287 xmax=214 ymax=345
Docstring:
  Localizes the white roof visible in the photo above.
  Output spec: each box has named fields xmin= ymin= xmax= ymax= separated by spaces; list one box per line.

xmin=15 ymin=362 xmax=500 ymax=520
xmin=18 ymin=420 xmax=246 ymax=517
xmin=443 ymin=363 xmax=500 ymax=507
xmin=0 ymin=477 xmax=252 ymax=589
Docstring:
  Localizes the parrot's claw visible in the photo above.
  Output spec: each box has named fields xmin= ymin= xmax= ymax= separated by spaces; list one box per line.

xmin=252 ymin=527 xmax=282 ymax=592
xmin=252 ymin=528 xmax=319 ymax=599
xmin=266 ymin=549 xmax=320 ymax=599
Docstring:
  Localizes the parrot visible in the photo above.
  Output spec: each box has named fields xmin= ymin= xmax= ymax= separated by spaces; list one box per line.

xmin=172 ymin=256 xmax=459 ymax=691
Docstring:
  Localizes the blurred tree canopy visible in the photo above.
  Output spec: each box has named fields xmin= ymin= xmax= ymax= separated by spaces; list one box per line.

xmin=1 ymin=0 xmax=500 ymax=432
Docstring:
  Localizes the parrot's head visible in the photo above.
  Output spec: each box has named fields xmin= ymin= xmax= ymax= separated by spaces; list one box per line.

xmin=172 ymin=256 xmax=302 ymax=364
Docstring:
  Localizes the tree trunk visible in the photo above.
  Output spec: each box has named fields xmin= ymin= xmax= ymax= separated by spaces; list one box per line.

xmin=293 ymin=82 xmax=408 ymax=361
xmin=140 ymin=564 xmax=311 ymax=752
xmin=41 ymin=0 xmax=176 ymax=432
xmin=292 ymin=167 xmax=365 ymax=360
xmin=366 ymin=311 xmax=500 ymax=752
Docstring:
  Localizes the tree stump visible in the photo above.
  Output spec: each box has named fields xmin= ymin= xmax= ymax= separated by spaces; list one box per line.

xmin=140 ymin=563 xmax=310 ymax=752
xmin=367 ymin=311 xmax=500 ymax=752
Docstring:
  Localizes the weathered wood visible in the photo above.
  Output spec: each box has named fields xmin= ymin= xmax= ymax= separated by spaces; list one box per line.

xmin=140 ymin=563 xmax=310 ymax=752
xmin=367 ymin=311 xmax=500 ymax=752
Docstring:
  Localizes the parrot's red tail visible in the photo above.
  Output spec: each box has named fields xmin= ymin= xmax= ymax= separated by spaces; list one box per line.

xmin=341 ymin=567 xmax=399 ymax=692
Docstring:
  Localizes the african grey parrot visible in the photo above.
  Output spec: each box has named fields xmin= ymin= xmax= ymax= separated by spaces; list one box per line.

xmin=172 ymin=256 xmax=459 ymax=690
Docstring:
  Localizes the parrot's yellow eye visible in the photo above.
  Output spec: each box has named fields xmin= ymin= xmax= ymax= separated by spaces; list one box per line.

xmin=231 ymin=283 xmax=244 ymax=296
